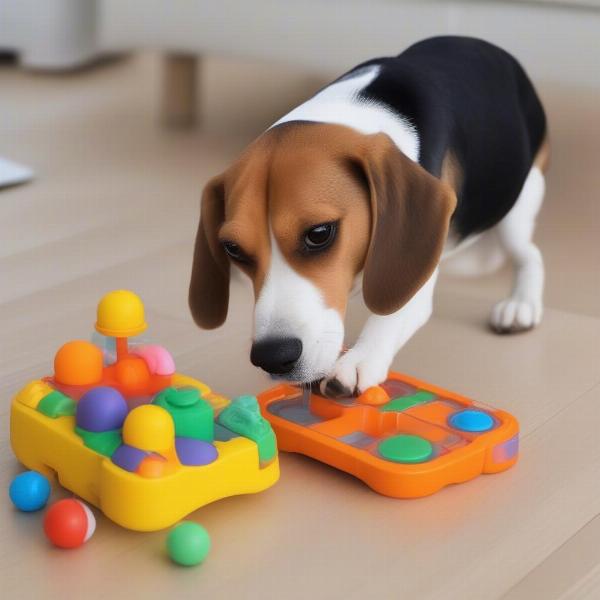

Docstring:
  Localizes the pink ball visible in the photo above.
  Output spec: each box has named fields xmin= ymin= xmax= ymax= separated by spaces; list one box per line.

xmin=131 ymin=345 xmax=175 ymax=375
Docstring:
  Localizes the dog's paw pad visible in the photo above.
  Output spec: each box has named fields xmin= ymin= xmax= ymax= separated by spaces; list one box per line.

xmin=490 ymin=297 xmax=542 ymax=333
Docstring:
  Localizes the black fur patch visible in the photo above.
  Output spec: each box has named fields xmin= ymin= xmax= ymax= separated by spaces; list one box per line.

xmin=350 ymin=36 xmax=547 ymax=239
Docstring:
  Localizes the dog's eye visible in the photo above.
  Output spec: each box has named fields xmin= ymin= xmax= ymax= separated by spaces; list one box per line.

xmin=222 ymin=241 xmax=248 ymax=263
xmin=303 ymin=222 xmax=337 ymax=252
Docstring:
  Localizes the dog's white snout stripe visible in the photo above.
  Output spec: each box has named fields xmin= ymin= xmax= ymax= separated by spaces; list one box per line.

xmin=254 ymin=232 xmax=344 ymax=381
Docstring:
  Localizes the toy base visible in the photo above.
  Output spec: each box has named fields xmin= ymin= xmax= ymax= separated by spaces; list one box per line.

xmin=10 ymin=375 xmax=279 ymax=531
xmin=258 ymin=373 xmax=518 ymax=499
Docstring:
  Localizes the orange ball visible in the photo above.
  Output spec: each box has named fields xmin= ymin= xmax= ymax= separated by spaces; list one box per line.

xmin=44 ymin=499 xmax=95 ymax=548
xmin=54 ymin=340 xmax=103 ymax=386
xmin=358 ymin=386 xmax=390 ymax=406
xmin=115 ymin=356 xmax=150 ymax=389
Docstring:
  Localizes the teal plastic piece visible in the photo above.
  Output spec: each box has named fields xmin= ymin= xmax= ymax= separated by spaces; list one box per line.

xmin=37 ymin=391 xmax=76 ymax=418
xmin=75 ymin=426 xmax=122 ymax=457
xmin=217 ymin=395 xmax=276 ymax=463
xmin=153 ymin=387 xmax=214 ymax=442
xmin=380 ymin=390 xmax=435 ymax=412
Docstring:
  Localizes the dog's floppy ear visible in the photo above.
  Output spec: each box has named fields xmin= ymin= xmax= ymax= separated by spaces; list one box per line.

xmin=356 ymin=133 xmax=456 ymax=315
xmin=189 ymin=174 xmax=230 ymax=329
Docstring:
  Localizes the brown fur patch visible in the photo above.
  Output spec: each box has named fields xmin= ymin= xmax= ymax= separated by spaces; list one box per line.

xmin=441 ymin=148 xmax=463 ymax=192
xmin=189 ymin=174 xmax=230 ymax=329
xmin=534 ymin=135 xmax=551 ymax=173
xmin=356 ymin=133 xmax=456 ymax=314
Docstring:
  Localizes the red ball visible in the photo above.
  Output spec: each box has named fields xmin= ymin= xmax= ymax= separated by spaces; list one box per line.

xmin=43 ymin=499 xmax=96 ymax=549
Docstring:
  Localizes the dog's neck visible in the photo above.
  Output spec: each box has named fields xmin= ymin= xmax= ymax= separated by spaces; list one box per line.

xmin=271 ymin=65 xmax=420 ymax=162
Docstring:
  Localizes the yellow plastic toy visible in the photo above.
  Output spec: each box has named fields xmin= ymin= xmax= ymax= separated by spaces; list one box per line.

xmin=10 ymin=290 xmax=279 ymax=531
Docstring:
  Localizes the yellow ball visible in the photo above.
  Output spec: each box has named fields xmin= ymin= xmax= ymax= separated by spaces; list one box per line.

xmin=123 ymin=405 xmax=174 ymax=452
xmin=95 ymin=290 xmax=147 ymax=337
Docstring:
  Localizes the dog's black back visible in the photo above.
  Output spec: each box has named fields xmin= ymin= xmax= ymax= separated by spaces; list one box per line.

xmin=352 ymin=36 xmax=547 ymax=239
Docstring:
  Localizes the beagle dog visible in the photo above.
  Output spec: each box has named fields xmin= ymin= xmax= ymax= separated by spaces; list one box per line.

xmin=189 ymin=36 xmax=548 ymax=395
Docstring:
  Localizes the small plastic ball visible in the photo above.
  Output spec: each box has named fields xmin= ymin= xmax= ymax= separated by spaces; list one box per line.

xmin=167 ymin=521 xmax=211 ymax=566
xmin=95 ymin=290 xmax=147 ymax=337
xmin=123 ymin=405 xmax=174 ymax=452
xmin=76 ymin=386 xmax=128 ymax=432
xmin=9 ymin=471 xmax=51 ymax=512
xmin=115 ymin=356 xmax=150 ymax=389
xmin=358 ymin=386 xmax=390 ymax=406
xmin=43 ymin=499 xmax=96 ymax=549
xmin=54 ymin=340 xmax=103 ymax=386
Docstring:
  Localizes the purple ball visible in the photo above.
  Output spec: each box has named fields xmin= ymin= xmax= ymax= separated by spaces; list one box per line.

xmin=76 ymin=386 xmax=128 ymax=432
xmin=175 ymin=437 xmax=218 ymax=466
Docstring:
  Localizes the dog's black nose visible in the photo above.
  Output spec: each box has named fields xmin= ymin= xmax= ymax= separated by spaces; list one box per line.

xmin=250 ymin=337 xmax=303 ymax=375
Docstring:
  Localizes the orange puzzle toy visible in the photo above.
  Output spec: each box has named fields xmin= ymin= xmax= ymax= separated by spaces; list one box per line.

xmin=258 ymin=373 xmax=518 ymax=498
xmin=10 ymin=290 xmax=279 ymax=531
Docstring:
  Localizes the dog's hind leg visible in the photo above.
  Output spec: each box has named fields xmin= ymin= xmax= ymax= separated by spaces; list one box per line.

xmin=441 ymin=230 xmax=507 ymax=277
xmin=489 ymin=166 xmax=545 ymax=333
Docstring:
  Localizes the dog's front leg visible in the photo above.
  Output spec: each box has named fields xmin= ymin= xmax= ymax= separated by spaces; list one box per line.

xmin=323 ymin=269 xmax=439 ymax=395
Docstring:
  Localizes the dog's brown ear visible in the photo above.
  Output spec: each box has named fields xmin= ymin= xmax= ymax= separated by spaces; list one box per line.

xmin=189 ymin=174 xmax=230 ymax=329
xmin=356 ymin=133 xmax=456 ymax=315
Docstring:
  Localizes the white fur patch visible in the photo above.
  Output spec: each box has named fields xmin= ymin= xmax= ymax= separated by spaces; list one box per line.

xmin=272 ymin=65 xmax=420 ymax=162
xmin=254 ymin=233 xmax=344 ymax=382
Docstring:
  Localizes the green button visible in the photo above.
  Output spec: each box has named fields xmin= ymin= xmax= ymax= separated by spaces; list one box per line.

xmin=37 ymin=391 xmax=76 ymax=418
xmin=378 ymin=434 xmax=433 ymax=464
xmin=380 ymin=390 xmax=435 ymax=412
xmin=159 ymin=387 xmax=200 ymax=407
xmin=75 ymin=426 xmax=122 ymax=457
xmin=153 ymin=387 xmax=214 ymax=442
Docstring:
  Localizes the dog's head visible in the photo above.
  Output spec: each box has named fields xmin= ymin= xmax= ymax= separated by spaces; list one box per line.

xmin=189 ymin=123 xmax=455 ymax=383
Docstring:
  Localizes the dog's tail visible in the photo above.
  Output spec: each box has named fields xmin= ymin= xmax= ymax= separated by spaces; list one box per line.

xmin=441 ymin=232 xmax=506 ymax=277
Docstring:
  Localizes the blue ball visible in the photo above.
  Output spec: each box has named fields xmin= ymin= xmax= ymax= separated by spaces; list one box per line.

xmin=9 ymin=471 xmax=51 ymax=512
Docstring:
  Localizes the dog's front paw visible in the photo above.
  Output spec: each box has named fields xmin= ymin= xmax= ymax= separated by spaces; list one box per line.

xmin=490 ymin=296 xmax=542 ymax=333
xmin=321 ymin=347 xmax=391 ymax=396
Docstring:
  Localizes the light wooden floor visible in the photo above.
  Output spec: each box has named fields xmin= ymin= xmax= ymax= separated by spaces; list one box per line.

xmin=1 ymin=54 xmax=599 ymax=600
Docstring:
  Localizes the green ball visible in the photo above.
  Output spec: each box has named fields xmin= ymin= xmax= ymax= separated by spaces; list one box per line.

xmin=167 ymin=521 xmax=211 ymax=566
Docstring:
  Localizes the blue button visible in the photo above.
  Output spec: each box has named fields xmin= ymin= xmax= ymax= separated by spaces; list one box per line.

xmin=449 ymin=410 xmax=494 ymax=432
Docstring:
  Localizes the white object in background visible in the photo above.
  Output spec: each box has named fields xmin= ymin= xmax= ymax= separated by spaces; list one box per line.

xmin=0 ymin=0 xmax=99 ymax=70
xmin=0 ymin=157 xmax=34 ymax=188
